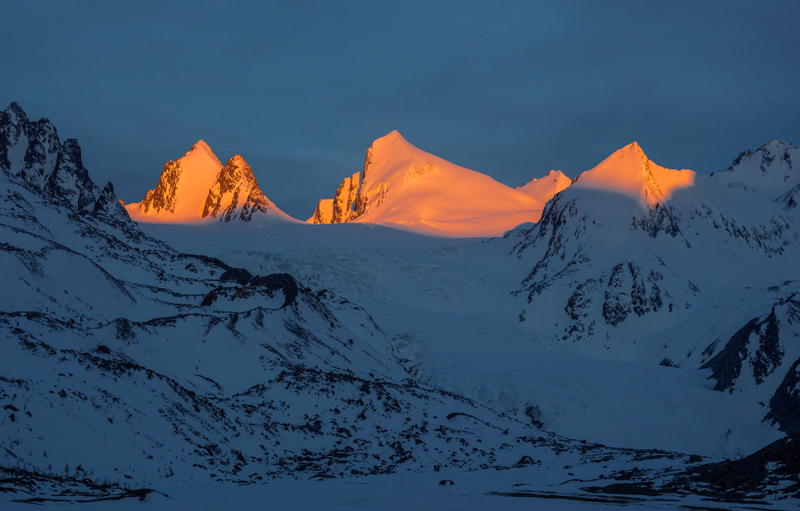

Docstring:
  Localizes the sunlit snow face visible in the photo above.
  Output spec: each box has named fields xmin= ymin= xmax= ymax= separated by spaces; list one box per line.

xmin=571 ymin=142 xmax=696 ymax=207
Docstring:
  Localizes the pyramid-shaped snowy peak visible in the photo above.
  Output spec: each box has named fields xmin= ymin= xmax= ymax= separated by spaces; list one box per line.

xmin=571 ymin=142 xmax=695 ymax=206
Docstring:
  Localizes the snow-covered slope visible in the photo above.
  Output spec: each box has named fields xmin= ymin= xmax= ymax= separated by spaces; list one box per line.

xmin=310 ymin=131 xmax=565 ymax=237
xmin=497 ymin=140 xmax=800 ymax=445
xmin=517 ymin=169 xmax=572 ymax=203
xmin=126 ymin=141 xmax=295 ymax=224
xmin=711 ymin=140 xmax=798 ymax=195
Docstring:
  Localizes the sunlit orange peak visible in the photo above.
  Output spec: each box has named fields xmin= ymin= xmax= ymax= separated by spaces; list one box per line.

xmin=573 ymin=142 xmax=695 ymax=206
xmin=124 ymin=140 xmax=294 ymax=224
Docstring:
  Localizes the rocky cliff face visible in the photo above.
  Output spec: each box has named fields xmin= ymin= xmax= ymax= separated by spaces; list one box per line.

xmin=701 ymin=308 xmax=783 ymax=393
xmin=139 ymin=160 xmax=182 ymax=214
xmin=202 ymin=154 xmax=274 ymax=222
xmin=0 ymin=102 xmax=60 ymax=191
xmin=697 ymin=293 xmax=800 ymax=435
xmin=46 ymin=138 xmax=101 ymax=211
xmin=332 ymin=171 xmax=360 ymax=223
xmin=93 ymin=181 xmax=132 ymax=222
xmin=0 ymin=102 xmax=128 ymax=220
xmin=352 ymin=146 xmax=376 ymax=219
xmin=127 ymin=142 xmax=292 ymax=224
xmin=310 ymin=198 xmax=333 ymax=223
xmin=309 ymin=171 xmax=362 ymax=224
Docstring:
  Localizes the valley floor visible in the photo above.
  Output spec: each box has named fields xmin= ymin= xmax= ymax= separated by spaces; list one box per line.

xmin=3 ymin=469 xmax=798 ymax=511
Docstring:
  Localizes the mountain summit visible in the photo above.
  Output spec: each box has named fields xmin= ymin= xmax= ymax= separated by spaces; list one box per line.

xmin=126 ymin=141 xmax=293 ymax=224
xmin=572 ymin=142 xmax=695 ymax=207
xmin=0 ymin=102 xmax=128 ymax=218
xmin=310 ymin=131 xmax=567 ymax=237
xmin=202 ymin=154 xmax=275 ymax=222
xmin=711 ymin=140 xmax=797 ymax=196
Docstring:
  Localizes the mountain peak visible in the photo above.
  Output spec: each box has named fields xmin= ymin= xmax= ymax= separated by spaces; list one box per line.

xmin=382 ymin=130 xmax=405 ymax=141
xmin=93 ymin=181 xmax=133 ymax=223
xmin=310 ymin=131 xmax=564 ymax=236
xmin=130 ymin=141 xmax=225 ymax=221
xmin=202 ymin=153 xmax=273 ymax=222
xmin=127 ymin=142 xmax=294 ymax=224
xmin=713 ymin=139 xmax=797 ymax=195
xmin=218 ymin=154 xmax=256 ymax=186
xmin=190 ymin=139 xmax=211 ymax=151
xmin=615 ymin=141 xmax=648 ymax=162
xmin=371 ymin=130 xmax=413 ymax=153
xmin=1 ymin=102 xmax=65 ymax=191
xmin=573 ymin=142 xmax=694 ymax=206
xmin=759 ymin=139 xmax=795 ymax=153
xmin=4 ymin=101 xmax=29 ymax=125
xmin=184 ymin=139 xmax=220 ymax=162
xmin=226 ymin=153 xmax=248 ymax=168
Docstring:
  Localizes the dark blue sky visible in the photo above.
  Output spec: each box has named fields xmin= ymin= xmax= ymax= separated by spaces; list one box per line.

xmin=2 ymin=1 xmax=798 ymax=219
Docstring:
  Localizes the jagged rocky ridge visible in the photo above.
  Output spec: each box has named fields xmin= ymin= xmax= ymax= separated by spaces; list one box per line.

xmin=311 ymin=171 xmax=360 ymax=224
xmin=129 ymin=141 xmax=289 ymax=223
xmin=201 ymin=154 xmax=272 ymax=222
xmin=0 ymin=102 xmax=129 ymax=222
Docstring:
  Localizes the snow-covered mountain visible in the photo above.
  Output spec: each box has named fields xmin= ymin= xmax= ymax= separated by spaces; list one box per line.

xmin=125 ymin=141 xmax=294 ymax=224
xmin=711 ymin=139 xmax=797 ymax=195
xmin=309 ymin=131 xmax=565 ymax=237
xmin=3 ymin=102 xmax=800 ymax=506
xmin=513 ymin=140 xmax=798 ymax=331
xmin=505 ymin=140 xmax=800 ymax=440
